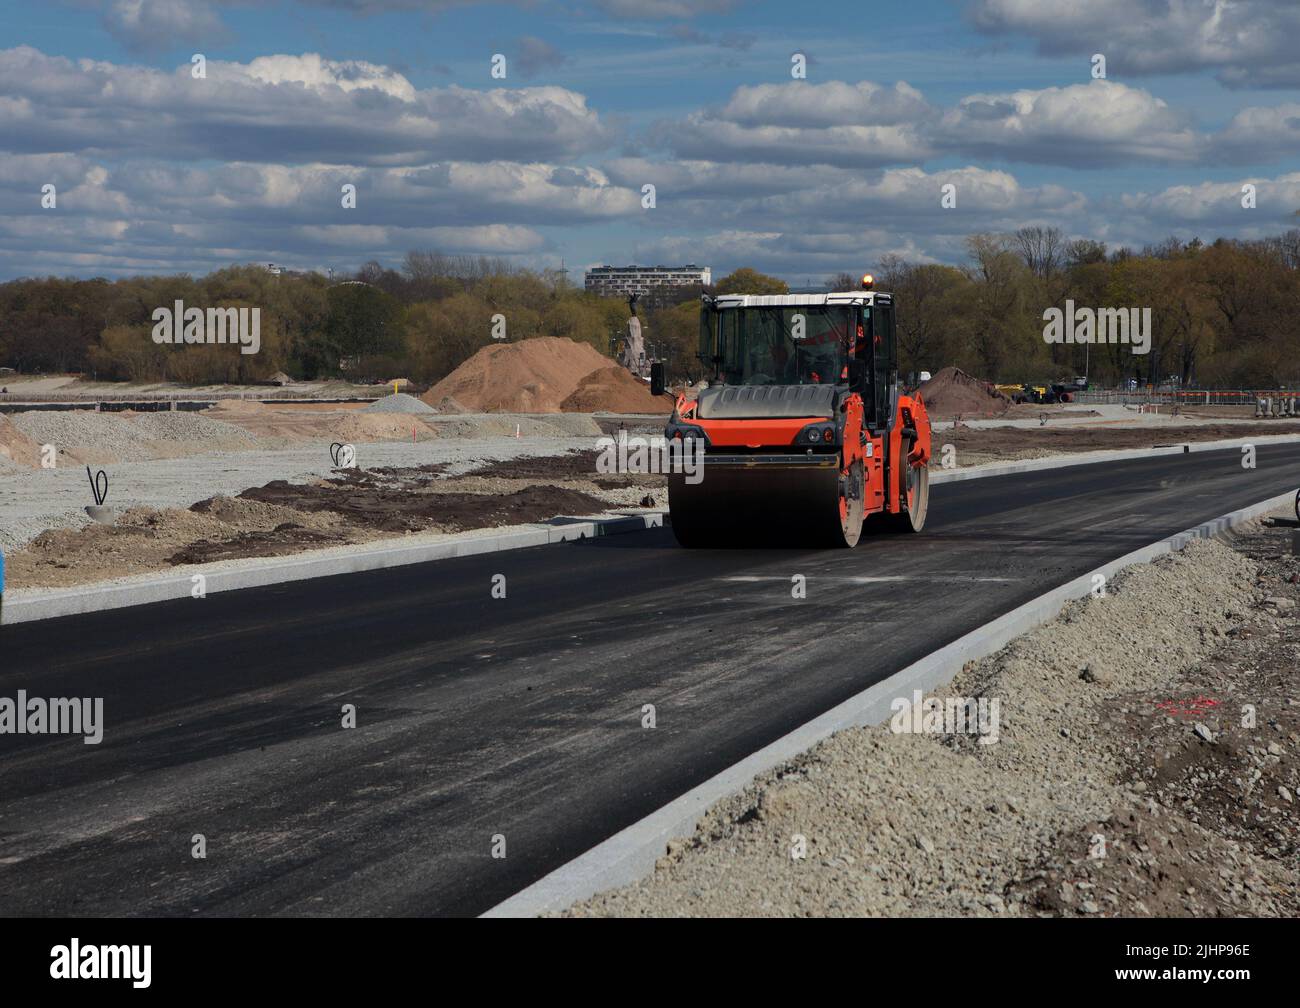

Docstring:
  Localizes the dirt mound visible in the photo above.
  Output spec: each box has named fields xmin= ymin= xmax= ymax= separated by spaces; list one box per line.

xmin=559 ymin=366 xmax=671 ymax=413
xmin=363 ymin=392 xmax=436 ymax=414
xmin=237 ymin=475 xmax=610 ymax=534
xmin=206 ymin=399 xmax=270 ymax=415
xmin=5 ymin=498 xmax=345 ymax=588
xmin=424 ymin=337 xmax=651 ymax=413
xmin=431 ymin=396 xmax=467 ymax=414
xmin=918 ymin=367 xmax=1010 ymax=418
xmin=328 ymin=413 xmax=439 ymax=444
xmin=0 ymin=414 xmax=43 ymax=467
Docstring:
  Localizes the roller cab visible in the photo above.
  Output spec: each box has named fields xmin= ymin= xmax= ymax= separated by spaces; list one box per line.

xmin=666 ymin=283 xmax=931 ymax=548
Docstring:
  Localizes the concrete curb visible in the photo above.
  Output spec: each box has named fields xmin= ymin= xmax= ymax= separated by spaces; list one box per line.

xmin=481 ymin=489 xmax=1295 ymax=917
xmin=0 ymin=512 xmax=663 ymax=626
xmin=929 ymin=432 xmax=1300 ymax=484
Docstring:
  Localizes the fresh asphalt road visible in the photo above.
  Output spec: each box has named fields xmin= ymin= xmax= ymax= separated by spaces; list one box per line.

xmin=3 ymin=444 xmax=1299 ymax=917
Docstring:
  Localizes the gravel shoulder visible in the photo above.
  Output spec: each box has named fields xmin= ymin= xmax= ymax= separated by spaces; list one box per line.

xmin=561 ymin=517 xmax=1300 ymax=917
xmin=0 ymin=436 xmax=601 ymax=555
xmin=2 ymin=448 xmax=663 ymax=590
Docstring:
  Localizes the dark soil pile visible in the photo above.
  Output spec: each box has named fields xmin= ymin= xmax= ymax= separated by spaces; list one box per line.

xmin=227 ymin=475 xmax=610 ymax=534
xmin=559 ymin=365 xmax=669 ymax=413
xmin=918 ymin=367 xmax=1010 ymax=418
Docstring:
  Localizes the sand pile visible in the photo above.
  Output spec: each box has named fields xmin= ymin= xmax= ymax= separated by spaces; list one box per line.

xmin=917 ymin=367 xmax=1010 ymax=417
xmin=0 ymin=414 xmax=43 ymax=467
xmin=423 ymin=337 xmax=667 ymax=414
xmin=329 ymin=413 xmax=438 ymax=443
xmin=206 ymin=399 xmax=270 ymax=415
xmin=560 ymin=366 xmax=670 ymax=413
xmin=363 ymin=393 xmax=436 ymax=415
xmin=430 ymin=396 xmax=467 ymax=414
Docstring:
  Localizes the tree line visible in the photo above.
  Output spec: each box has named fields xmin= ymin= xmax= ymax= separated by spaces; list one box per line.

xmin=874 ymin=228 xmax=1300 ymax=388
xmin=2 ymin=232 xmax=1299 ymax=388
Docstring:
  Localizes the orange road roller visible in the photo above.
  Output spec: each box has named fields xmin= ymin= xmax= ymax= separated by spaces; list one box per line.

xmin=666 ymin=276 xmax=932 ymax=548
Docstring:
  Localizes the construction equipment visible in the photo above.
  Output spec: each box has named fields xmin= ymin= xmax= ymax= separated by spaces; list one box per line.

xmin=666 ymin=275 xmax=932 ymax=547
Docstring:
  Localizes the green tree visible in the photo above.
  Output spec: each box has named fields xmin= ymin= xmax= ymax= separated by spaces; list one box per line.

xmin=646 ymin=300 xmax=701 ymax=381
xmin=326 ymin=282 xmax=402 ymax=375
xmin=714 ymin=268 xmax=789 ymax=295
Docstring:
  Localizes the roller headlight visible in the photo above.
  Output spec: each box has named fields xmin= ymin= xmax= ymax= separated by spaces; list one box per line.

xmin=795 ymin=422 xmax=840 ymax=446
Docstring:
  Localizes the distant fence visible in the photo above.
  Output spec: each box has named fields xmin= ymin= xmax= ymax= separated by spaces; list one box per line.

xmin=0 ymin=396 xmax=381 ymax=414
xmin=1075 ymin=389 xmax=1298 ymax=407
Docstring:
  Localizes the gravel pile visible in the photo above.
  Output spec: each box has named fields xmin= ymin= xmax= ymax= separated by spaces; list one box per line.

xmin=128 ymin=411 xmax=259 ymax=449
xmin=422 ymin=414 xmax=602 ymax=438
xmin=10 ymin=410 xmax=158 ymax=462
xmin=527 ymin=413 xmax=606 ymax=437
xmin=362 ymin=393 xmax=436 ymax=414
xmin=562 ymin=537 xmax=1265 ymax=917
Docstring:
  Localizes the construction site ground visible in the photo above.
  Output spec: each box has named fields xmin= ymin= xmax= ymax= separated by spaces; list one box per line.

xmin=0 ymin=373 xmax=390 ymax=400
xmin=4 ymin=403 xmax=1299 ymax=590
xmin=2 ymin=447 xmax=661 ymax=590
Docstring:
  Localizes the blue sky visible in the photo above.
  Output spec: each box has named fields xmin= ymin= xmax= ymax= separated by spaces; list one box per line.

xmin=2 ymin=0 xmax=1299 ymax=282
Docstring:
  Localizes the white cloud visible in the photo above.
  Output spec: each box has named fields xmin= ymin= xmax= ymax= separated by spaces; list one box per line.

xmin=966 ymin=0 xmax=1300 ymax=88
xmin=626 ymin=228 xmax=940 ymax=279
xmin=103 ymin=0 xmax=229 ymax=53
xmin=1213 ymin=103 xmax=1300 ymax=163
xmin=653 ymin=78 xmax=1217 ymax=169
xmin=0 ymin=46 xmax=614 ymax=165
xmin=714 ymin=81 xmax=933 ymax=128
xmin=0 ymin=154 xmax=635 ymax=277
xmin=1120 ymin=172 xmax=1300 ymax=226
xmin=938 ymin=81 xmax=1202 ymax=165
xmin=299 ymin=223 xmax=545 ymax=252
xmin=594 ymin=0 xmax=738 ymax=18
xmin=242 ymin=54 xmax=418 ymax=100
xmin=607 ymin=158 xmax=1083 ymax=223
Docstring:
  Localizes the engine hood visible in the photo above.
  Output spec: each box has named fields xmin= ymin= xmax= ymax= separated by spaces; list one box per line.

xmin=694 ymin=384 xmax=839 ymax=420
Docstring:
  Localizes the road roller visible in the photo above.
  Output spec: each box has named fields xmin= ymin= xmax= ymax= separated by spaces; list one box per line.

xmin=666 ymin=275 xmax=932 ymax=548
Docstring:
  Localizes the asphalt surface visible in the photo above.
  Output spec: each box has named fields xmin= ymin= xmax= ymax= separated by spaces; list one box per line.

xmin=3 ymin=443 xmax=1299 ymax=917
